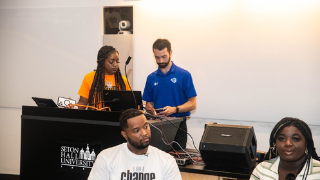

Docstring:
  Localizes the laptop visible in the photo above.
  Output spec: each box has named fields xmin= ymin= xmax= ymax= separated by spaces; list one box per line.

xmin=103 ymin=90 xmax=143 ymax=111
xmin=32 ymin=97 xmax=58 ymax=107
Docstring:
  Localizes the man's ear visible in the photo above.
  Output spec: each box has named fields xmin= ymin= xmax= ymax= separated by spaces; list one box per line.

xmin=121 ymin=131 xmax=128 ymax=141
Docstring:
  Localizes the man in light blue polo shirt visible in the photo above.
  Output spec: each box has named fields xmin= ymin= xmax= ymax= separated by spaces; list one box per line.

xmin=143 ymin=38 xmax=197 ymax=150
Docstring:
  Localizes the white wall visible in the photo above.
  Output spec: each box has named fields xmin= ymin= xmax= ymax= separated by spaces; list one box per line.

xmin=0 ymin=108 xmax=21 ymax=174
xmin=134 ymin=0 xmax=320 ymax=124
xmin=0 ymin=0 xmax=138 ymax=175
xmin=1 ymin=0 xmax=320 ymax=175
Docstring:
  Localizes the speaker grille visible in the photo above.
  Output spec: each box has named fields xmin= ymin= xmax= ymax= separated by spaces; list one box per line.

xmin=202 ymin=126 xmax=250 ymax=146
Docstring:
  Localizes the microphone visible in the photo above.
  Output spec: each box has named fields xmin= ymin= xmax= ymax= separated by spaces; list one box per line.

xmin=125 ymin=56 xmax=132 ymax=65
xmin=285 ymin=173 xmax=296 ymax=180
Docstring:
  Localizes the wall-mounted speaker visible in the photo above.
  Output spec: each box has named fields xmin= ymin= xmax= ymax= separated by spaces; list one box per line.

xmin=199 ymin=124 xmax=257 ymax=169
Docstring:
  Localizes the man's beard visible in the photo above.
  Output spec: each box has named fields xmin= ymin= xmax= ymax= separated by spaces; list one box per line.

xmin=127 ymin=136 xmax=150 ymax=149
xmin=157 ymin=57 xmax=171 ymax=68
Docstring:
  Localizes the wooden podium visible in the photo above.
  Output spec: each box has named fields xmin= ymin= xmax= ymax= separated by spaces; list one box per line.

xmin=20 ymin=106 xmax=182 ymax=180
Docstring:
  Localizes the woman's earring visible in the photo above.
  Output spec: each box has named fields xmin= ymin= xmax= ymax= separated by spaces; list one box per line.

xmin=305 ymin=149 xmax=308 ymax=155
xmin=271 ymin=144 xmax=277 ymax=155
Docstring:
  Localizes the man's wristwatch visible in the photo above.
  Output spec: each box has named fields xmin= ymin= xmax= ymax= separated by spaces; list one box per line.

xmin=175 ymin=106 xmax=179 ymax=113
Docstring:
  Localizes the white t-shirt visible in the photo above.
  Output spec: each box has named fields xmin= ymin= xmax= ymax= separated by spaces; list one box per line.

xmin=88 ymin=143 xmax=182 ymax=180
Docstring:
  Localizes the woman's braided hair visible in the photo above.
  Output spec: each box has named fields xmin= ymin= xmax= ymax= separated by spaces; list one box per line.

xmin=88 ymin=45 xmax=126 ymax=109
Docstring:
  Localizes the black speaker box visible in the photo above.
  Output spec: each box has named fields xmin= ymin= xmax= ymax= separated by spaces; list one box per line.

xmin=199 ymin=124 xmax=257 ymax=169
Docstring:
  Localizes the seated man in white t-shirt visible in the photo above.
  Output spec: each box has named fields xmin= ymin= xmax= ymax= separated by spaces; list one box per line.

xmin=88 ymin=108 xmax=182 ymax=180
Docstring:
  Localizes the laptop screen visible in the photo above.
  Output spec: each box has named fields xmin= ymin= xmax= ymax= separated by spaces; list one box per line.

xmin=103 ymin=90 xmax=143 ymax=111
xmin=32 ymin=97 xmax=58 ymax=108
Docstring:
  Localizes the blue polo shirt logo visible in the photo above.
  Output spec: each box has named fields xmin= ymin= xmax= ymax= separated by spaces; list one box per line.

xmin=154 ymin=82 xmax=158 ymax=86
xmin=171 ymin=78 xmax=177 ymax=83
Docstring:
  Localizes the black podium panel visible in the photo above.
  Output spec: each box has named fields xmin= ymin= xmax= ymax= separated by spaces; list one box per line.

xmin=199 ymin=124 xmax=257 ymax=169
xmin=20 ymin=106 xmax=182 ymax=180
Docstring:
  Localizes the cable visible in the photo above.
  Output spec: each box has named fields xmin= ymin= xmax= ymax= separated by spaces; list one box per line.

xmin=148 ymin=121 xmax=181 ymax=158
xmin=145 ymin=111 xmax=201 ymax=155
xmin=124 ymin=56 xmax=138 ymax=109
xmin=146 ymin=112 xmax=206 ymax=165
xmin=69 ymin=104 xmax=111 ymax=111
xmin=161 ymin=116 xmax=201 ymax=155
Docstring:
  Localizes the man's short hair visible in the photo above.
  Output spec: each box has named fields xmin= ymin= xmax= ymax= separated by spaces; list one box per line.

xmin=119 ymin=109 xmax=144 ymax=131
xmin=153 ymin=38 xmax=171 ymax=52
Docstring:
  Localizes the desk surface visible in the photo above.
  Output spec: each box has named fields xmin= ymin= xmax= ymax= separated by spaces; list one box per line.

xmin=180 ymin=163 xmax=253 ymax=179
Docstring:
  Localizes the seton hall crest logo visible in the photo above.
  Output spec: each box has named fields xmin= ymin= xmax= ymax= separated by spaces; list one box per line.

xmin=171 ymin=78 xmax=177 ymax=83
xmin=60 ymin=144 xmax=97 ymax=170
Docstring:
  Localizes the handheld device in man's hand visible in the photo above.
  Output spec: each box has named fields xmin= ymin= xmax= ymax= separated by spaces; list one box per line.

xmin=155 ymin=108 xmax=165 ymax=113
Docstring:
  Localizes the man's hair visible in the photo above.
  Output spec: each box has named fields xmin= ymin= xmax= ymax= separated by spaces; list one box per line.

xmin=88 ymin=45 xmax=126 ymax=109
xmin=265 ymin=117 xmax=319 ymax=180
xmin=152 ymin=38 xmax=171 ymax=52
xmin=119 ymin=108 xmax=144 ymax=131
